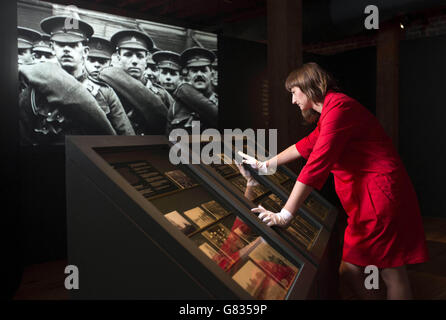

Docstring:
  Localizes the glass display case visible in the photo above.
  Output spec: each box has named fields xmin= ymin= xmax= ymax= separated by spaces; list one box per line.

xmin=229 ymin=135 xmax=337 ymax=230
xmin=184 ymin=135 xmax=337 ymax=266
xmin=65 ymin=135 xmax=317 ymax=299
xmin=261 ymin=169 xmax=337 ymax=230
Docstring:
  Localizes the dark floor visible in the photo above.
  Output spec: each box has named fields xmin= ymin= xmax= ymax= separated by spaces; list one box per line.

xmin=12 ymin=216 xmax=446 ymax=300
xmin=13 ymin=259 xmax=69 ymax=300
xmin=404 ymin=217 xmax=446 ymax=300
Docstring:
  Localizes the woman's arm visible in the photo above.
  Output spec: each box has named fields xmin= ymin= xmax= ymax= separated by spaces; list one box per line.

xmin=239 ymin=144 xmax=302 ymax=174
xmin=251 ymin=180 xmax=313 ymax=227
xmin=266 ymin=144 xmax=302 ymax=168
xmin=283 ymin=180 xmax=313 ymax=215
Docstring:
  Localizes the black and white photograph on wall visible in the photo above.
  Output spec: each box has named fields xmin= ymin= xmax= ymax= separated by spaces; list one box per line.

xmin=17 ymin=0 xmax=218 ymax=145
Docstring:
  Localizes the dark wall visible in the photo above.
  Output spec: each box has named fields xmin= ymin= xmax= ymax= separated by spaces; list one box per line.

xmin=0 ymin=0 xmax=57 ymax=299
xmin=304 ymin=47 xmax=377 ymax=115
xmin=399 ymin=35 xmax=446 ymax=218
xmin=19 ymin=146 xmax=67 ymax=264
xmin=1 ymin=0 xmax=22 ymax=300
xmin=219 ymin=36 xmax=268 ymax=130
xmin=219 ymin=37 xmax=377 ymax=130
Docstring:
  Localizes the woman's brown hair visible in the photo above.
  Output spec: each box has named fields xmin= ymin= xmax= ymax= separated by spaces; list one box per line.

xmin=285 ymin=62 xmax=338 ymax=103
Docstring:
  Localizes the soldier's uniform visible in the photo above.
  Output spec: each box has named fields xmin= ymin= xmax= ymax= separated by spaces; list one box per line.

xmin=98 ymin=30 xmax=172 ymax=135
xmin=19 ymin=16 xmax=116 ymax=145
xmin=211 ymin=49 xmax=218 ymax=90
xmin=166 ymin=47 xmax=218 ymax=133
xmin=209 ymin=91 xmax=218 ymax=105
xmin=143 ymin=76 xmax=176 ymax=115
xmin=84 ymin=36 xmax=135 ymax=135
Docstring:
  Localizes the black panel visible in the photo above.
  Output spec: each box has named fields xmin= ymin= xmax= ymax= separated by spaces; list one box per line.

xmin=399 ymin=35 xmax=446 ymax=218
xmin=1 ymin=0 xmax=22 ymax=300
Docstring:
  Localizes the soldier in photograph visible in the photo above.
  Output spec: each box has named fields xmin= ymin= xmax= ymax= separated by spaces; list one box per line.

xmin=18 ymin=16 xmax=116 ymax=145
xmin=166 ymin=47 xmax=218 ymax=133
xmin=84 ymin=36 xmax=113 ymax=80
xmin=18 ymin=27 xmax=40 ymax=66
xmin=144 ymin=47 xmax=160 ymax=85
xmin=110 ymin=52 xmax=120 ymax=67
xmin=32 ymin=33 xmax=57 ymax=64
xmin=152 ymin=50 xmax=181 ymax=94
xmin=98 ymin=29 xmax=172 ymax=135
xmin=82 ymin=36 xmax=135 ymax=135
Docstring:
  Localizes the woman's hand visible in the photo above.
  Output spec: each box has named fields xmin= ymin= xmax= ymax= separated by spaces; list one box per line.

xmin=251 ymin=205 xmax=294 ymax=227
xmin=238 ymin=151 xmax=268 ymax=175
xmin=235 ymin=161 xmax=259 ymax=186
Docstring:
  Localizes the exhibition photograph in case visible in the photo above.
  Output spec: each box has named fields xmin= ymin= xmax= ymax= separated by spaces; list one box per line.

xmin=17 ymin=0 xmax=218 ymax=145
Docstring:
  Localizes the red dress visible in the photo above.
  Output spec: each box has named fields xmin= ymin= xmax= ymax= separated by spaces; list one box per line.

xmin=295 ymin=91 xmax=429 ymax=268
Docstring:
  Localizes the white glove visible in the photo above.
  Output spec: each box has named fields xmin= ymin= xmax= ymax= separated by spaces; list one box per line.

xmin=235 ymin=161 xmax=259 ymax=186
xmin=238 ymin=151 xmax=268 ymax=175
xmin=251 ymin=205 xmax=294 ymax=227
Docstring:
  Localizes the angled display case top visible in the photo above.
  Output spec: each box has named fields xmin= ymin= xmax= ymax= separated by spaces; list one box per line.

xmin=179 ymin=134 xmax=338 ymax=266
xmin=230 ymin=135 xmax=338 ymax=230
xmin=66 ymin=135 xmax=317 ymax=299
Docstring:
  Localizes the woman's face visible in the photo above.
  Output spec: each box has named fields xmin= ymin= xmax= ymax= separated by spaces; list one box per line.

xmin=291 ymin=86 xmax=311 ymax=111
xmin=291 ymin=86 xmax=320 ymax=123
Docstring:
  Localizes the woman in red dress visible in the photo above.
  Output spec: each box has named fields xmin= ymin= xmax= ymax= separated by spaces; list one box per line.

xmin=242 ymin=62 xmax=429 ymax=299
